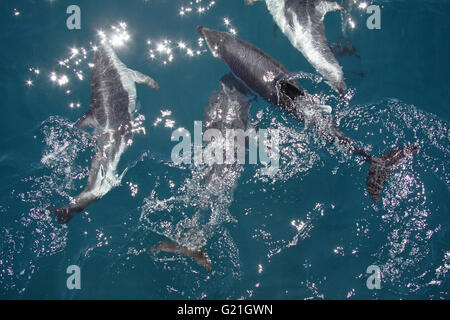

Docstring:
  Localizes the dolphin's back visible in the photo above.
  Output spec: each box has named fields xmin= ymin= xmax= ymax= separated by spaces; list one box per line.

xmin=218 ymin=32 xmax=293 ymax=105
xmin=89 ymin=46 xmax=131 ymax=129
xmin=199 ymin=27 xmax=304 ymax=117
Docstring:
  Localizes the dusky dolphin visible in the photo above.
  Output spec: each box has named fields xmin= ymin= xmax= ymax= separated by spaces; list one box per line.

xmin=198 ymin=27 xmax=419 ymax=202
xmin=52 ymin=42 xmax=159 ymax=223
xmin=245 ymin=0 xmax=347 ymax=95
xmin=151 ymin=73 xmax=253 ymax=271
xmin=150 ymin=241 xmax=213 ymax=271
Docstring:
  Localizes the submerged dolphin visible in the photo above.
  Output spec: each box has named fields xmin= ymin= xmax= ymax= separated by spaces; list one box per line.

xmin=245 ymin=0 xmax=347 ymax=95
xmin=52 ymin=42 xmax=159 ymax=223
xmin=150 ymin=241 xmax=213 ymax=271
xmin=331 ymin=36 xmax=360 ymax=59
xmin=198 ymin=27 xmax=419 ymax=202
xmin=151 ymin=73 xmax=253 ymax=270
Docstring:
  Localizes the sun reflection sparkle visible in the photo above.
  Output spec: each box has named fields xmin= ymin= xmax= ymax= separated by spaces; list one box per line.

xmin=26 ymin=20 xmax=135 ymax=110
xmin=179 ymin=0 xmax=216 ymax=16
xmin=145 ymin=37 xmax=207 ymax=66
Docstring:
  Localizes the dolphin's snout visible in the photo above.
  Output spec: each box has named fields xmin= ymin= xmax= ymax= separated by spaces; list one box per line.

xmin=197 ymin=26 xmax=221 ymax=57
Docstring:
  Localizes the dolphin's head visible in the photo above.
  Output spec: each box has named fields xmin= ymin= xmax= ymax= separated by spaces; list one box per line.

xmin=197 ymin=26 xmax=228 ymax=58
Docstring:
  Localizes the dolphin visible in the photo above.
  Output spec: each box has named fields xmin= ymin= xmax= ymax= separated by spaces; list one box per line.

xmin=150 ymin=241 xmax=213 ymax=271
xmin=52 ymin=42 xmax=159 ymax=223
xmin=151 ymin=73 xmax=253 ymax=270
xmin=198 ymin=27 xmax=419 ymax=202
xmin=245 ymin=0 xmax=347 ymax=95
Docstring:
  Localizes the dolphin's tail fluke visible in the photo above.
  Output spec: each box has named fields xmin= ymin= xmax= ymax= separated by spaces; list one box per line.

xmin=150 ymin=241 xmax=212 ymax=271
xmin=366 ymin=145 xmax=420 ymax=202
xmin=51 ymin=206 xmax=81 ymax=224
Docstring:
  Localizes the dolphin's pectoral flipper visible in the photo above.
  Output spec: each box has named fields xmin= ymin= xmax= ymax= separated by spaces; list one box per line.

xmin=131 ymin=70 xmax=159 ymax=91
xmin=150 ymin=241 xmax=212 ymax=271
xmin=77 ymin=110 xmax=99 ymax=130
xmin=118 ymin=166 xmax=129 ymax=182
xmin=244 ymin=0 xmax=263 ymax=5
xmin=366 ymin=145 xmax=420 ymax=202
xmin=315 ymin=1 xmax=343 ymax=21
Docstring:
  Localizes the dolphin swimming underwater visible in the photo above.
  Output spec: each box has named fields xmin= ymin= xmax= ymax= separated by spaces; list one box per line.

xmin=198 ymin=27 xmax=419 ymax=202
xmin=245 ymin=0 xmax=347 ymax=95
xmin=151 ymin=73 xmax=253 ymax=270
xmin=52 ymin=42 xmax=159 ymax=223
xmin=150 ymin=241 xmax=213 ymax=271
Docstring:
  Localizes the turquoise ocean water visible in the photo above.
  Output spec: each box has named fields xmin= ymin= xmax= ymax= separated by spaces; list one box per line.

xmin=0 ymin=0 xmax=449 ymax=299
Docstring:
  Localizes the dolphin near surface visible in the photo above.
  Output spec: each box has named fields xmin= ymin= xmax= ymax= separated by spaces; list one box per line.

xmin=52 ymin=42 xmax=159 ymax=224
xmin=150 ymin=241 xmax=213 ymax=271
xmin=245 ymin=0 xmax=348 ymax=95
xmin=151 ymin=73 xmax=253 ymax=271
xmin=198 ymin=26 xmax=419 ymax=203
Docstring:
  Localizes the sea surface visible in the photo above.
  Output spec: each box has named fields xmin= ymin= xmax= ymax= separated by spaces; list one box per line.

xmin=0 ymin=0 xmax=449 ymax=299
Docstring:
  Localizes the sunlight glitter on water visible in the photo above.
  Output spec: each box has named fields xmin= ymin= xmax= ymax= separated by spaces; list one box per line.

xmin=6 ymin=0 xmax=448 ymax=299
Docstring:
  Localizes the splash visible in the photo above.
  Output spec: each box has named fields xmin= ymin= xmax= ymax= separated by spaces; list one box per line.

xmin=241 ymin=97 xmax=448 ymax=298
xmin=0 ymin=117 xmax=93 ymax=297
xmin=347 ymin=100 xmax=449 ymax=296
xmin=254 ymin=71 xmax=354 ymax=183
xmin=140 ymin=162 xmax=242 ymax=251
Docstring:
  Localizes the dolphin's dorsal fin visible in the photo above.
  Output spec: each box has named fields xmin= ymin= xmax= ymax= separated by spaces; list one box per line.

xmin=315 ymin=0 xmax=342 ymax=21
xmin=77 ymin=110 xmax=98 ymax=130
